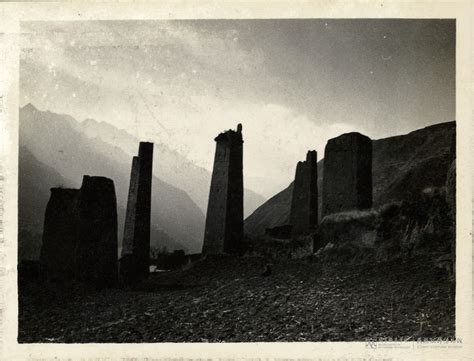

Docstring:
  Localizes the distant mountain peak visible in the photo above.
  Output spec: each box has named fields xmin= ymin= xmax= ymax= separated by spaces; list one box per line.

xmin=22 ymin=103 xmax=38 ymax=112
xmin=82 ymin=118 xmax=99 ymax=125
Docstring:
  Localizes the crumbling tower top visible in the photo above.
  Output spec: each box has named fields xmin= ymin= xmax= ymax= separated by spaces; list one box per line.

xmin=306 ymin=150 xmax=317 ymax=163
xmin=203 ymin=124 xmax=244 ymax=255
xmin=214 ymin=124 xmax=244 ymax=144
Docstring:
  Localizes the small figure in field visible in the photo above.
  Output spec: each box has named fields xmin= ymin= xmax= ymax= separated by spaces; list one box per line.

xmin=261 ymin=263 xmax=272 ymax=277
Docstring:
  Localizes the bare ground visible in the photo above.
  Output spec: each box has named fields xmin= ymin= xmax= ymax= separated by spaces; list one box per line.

xmin=18 ymin=255 xmax=455 ymax=343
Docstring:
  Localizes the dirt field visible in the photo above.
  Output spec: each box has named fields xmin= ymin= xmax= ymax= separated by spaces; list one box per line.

xmin=18 ymin=255 xmax=455 ymax=343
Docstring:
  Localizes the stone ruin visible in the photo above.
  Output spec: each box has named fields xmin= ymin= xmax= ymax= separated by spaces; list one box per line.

xmin=253 ymin=151 xmax=317 ymax=259
xmin=76 ymin=176 xmax=119 ymax=288
xmin=40 ymin=188 xmax=80 ymax=280
xmin=122 ymin=156 xmax=140 ymax=257
xmin=263 ymin=150 xmax=318 ymax=241
xmin=40 ymin=141 xmax=154 ymax=286
xmin=289 ymin=150 xmax=318 ymax=235
xmin=38 ymin=127 xmax=374 ymax=274
xmin=40 ymin=176 xmax=119 ymax=288
xmin=322 ymin=132 xmax=372 ymax=217
xmin=202 ymin=124 xmax=244 ymax=254
xmin=120 ymin=142 xmax=154 ymax=283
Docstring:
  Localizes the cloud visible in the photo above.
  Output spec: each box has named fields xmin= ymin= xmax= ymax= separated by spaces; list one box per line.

xmin=20 ymin=20 xmax=268 ymax=128
xmin=20 ymin=19 xmax=369 ymax=196
xmin=21 ymin=21 xmax=265 ymax=79
xmin=20 ymin=19 xmax=452 ymax=198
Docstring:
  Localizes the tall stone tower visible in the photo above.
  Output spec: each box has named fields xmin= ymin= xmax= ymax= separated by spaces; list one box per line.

xmin=40 ymin=188 xmax=80 ymax=280
xmin=322 ymin=132 xmax=372 ymax=217
xmin=76 ymin=175 xmax=118 ymax=288
xmin=133 ymin=142 xmax=154 ymax=278
xmin=202 ymin=124 xmax=244 ymax=254
xmin=290 ymin=150 xmax=318 ymax=235
xmin=121 ymin=142 xmax=154 ymax=281
xmin=39 ymin=176 xmax=119 ymax=287
xmin=122 ymin=156 xmax=140 ymax=256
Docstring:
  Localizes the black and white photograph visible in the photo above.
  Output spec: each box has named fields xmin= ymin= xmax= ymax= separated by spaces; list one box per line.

xmin=14 ymin=17 xmax=460 ymax=344
xmin=0 ymin=1 xmax=471 ymax=357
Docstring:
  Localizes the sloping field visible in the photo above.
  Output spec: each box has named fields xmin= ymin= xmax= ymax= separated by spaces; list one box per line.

xmin=18 ymin=255 xmax=454 ymax=343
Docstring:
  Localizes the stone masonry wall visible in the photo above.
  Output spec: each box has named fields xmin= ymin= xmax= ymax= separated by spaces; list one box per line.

xmin=290 ymin=150 xmax=318 ymax=235
xmin=224 ymin=126 xmax=244 ymax=253
xmin=132 ymin=142 xmax=154 ymax=279
xmin=203 ymin=124 xmax=243 ymax=254
xmin=40 ymin=188 xmax=80 ymax=280
xmin=322 ymin=132 xmax=372 ymax=217
xmin=76 ymin=175 xmax=118 ymax=288
xmin=122 ymin=156 xmax=139 ymax=256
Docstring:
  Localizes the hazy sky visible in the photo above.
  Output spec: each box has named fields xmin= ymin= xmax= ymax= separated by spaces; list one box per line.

xmin=20 ymin=19 xmax=455 ymax=197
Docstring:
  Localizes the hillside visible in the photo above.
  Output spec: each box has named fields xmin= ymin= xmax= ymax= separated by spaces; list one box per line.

xmin=19 ymin=255 xmax=454 ymax=342
xmin=244 ymin=121 xmax=455 ymax=236
xmin=19 ymin=104 xmax=204 ymax=255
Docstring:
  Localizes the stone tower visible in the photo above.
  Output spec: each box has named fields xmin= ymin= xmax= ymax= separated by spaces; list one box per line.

xmin=40 ymin=188 xmax=80 ymax=280
xmin=76 ymin=175 xmax=119 ymax=288
xmin=290 ymin=150 xmax=318 ymax=235
xmin=121 ymin=142 xmax=154 ymax=281
xmin=39 ymin=176 xmax=119 ymax=287
xmin=202 ymin=124 xmax=244 ymax=254
xmin=122 ymin=156 xmax=140 ymax=257
xmin=322 ymin=132 xmax=372 ymax=217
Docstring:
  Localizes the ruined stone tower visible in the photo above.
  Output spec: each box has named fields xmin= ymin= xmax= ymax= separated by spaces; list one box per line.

xmin=202 ymin=124 xmax=244 ymax=254
xmin=76 ymin=175 xmax=118 ymax=288
xmin=121 ymin=142 xmax=154 ymax=281
xmin=40 ymin=176 xmax=119 ymax=287
xmin=122 ymin=156 xmax=140 ymax=257
xmin=322 ymin=132 xmax=372 ymax=216
xmin=40 ymin=188 xmax=80 ymax=280
xmin=290 ymin=150 xmax=318 ymax=235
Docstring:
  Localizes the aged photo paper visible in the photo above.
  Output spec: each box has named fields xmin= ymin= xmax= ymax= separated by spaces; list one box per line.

xmin=0 ymin=0 xmax=472 ymax=360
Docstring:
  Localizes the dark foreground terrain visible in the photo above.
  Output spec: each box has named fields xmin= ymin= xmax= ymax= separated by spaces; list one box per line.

xmin=18 ymin=255 xmax=454 ymax=342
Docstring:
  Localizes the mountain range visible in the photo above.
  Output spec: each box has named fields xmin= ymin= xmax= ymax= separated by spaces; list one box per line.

xmin=18 ymin=104 xmax=264 ymax=259
xmin=18 ymin=146 xmax=72 ymax=260
xmin=244 ymin=121 xmax=456 ymax=237
xmin=77 ymin=117 xmax=266 ymax=216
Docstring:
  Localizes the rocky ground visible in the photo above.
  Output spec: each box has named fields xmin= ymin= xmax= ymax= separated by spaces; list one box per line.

xmin=18 ymin=255 xmax=454 ymax=343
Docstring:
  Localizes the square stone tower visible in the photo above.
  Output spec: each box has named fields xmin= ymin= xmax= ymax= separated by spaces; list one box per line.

xmin=122 ymin=156 xmax=140 ymax=257
xmin=40 ymin=176 xmax=119 ymax=288
xmin=133 ymin=142 xmax=154 ymax=278
xmin=40 ymin=188 xmax=80 ymax=280
xmin=76 ymin=175 xmax=119 ymax=288
xmin=290 ymin=150 xmax=318 ymax=235
xmin=322 ymin=132 xmax=372 ymax=217
xmin=202 ymin=124 xmax=244 ymax=254
xmin=121 ymin=142 xmax=154 ymax=282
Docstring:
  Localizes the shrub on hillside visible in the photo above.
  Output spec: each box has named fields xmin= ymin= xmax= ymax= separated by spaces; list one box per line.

xmin=314 ymin=186 xmax=454 ymax=264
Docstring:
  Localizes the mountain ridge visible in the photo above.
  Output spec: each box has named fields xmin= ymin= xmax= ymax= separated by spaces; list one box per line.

xmin=19 ymin=104 xmax=205 ymax=256
xmin=18 ymin=146 xmax=75 ymax=260
xmin=71 ymin=107 xmax=266 ymax=217
xmin=244 ymin=121 xmax=455 ymax=237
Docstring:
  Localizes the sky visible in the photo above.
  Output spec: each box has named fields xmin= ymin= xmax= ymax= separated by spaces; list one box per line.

xmin=20 ymin=19 xmax=455 ymax=198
